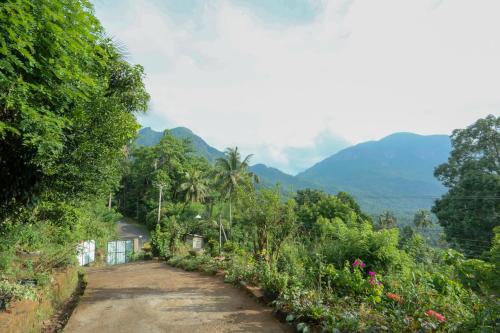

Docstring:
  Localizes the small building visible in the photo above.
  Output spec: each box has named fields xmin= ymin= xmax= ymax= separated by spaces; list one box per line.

xmin=185 ymin=234 xmax=204 ymax=249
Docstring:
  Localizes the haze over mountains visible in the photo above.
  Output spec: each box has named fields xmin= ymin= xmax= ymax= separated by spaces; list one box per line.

xmin=136 ymin=127 xmax=451 ymax=220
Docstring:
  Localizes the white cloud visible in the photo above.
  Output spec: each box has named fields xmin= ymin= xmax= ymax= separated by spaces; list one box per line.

xmin=93 ymin=0 xmax=500 ymax=174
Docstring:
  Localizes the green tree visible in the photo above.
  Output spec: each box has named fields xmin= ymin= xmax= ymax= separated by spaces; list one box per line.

xmin=0 ymin=0 xmax=149 ymax=214
xmin=215 ymin=147 xmax=257 ymax=231
xmin=180 ymin=170 xmax=209 ymax=203
xmin=242 ymin=187 xmax=297 ymax=263
xmin=413 ymin=209 xmax=433 ymax=230
xmin=377 ymin=211 xmax=398 ymax=230
xmin=432 ymin=115 xmax=499 ymax=257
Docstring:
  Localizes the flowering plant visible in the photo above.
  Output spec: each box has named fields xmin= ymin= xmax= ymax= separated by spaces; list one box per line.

xmin=386 ymin=292 xmax=403 ymax=304
xmin=425 ymin=309 xmax=446 ymax=322
xmin=352 ymin=259 xmax=366 ymax=268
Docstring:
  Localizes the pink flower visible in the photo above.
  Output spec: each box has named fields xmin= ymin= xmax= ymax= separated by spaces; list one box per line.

xmin=361 ymin=262 xmax=366 ymax=268
xmin=425 ymin=310 xmax=446 ymax=322
xmin=353 ymin=259 xmax=361 ymax=267
xmin=368 ymin=271 xmax=376 ymax=277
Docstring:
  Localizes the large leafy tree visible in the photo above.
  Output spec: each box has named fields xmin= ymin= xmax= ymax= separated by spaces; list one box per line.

xmin=432 ymin=115 xmax=499 ymax=257
xmin=0 ymin=0 xmax=149 ymax=215
xmin=241 ymin=188 xmax=297 ymax=263
xmin=215 ymin=147 xmax=257 ymax=231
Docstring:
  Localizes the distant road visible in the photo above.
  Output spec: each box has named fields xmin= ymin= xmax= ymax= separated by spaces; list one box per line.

xmin=116 ymin=220 xmax=150 ymax=241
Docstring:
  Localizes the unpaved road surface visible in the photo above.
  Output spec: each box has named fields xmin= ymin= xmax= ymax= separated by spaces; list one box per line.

xmin=64 ymin=261 xmax=290 ymax=333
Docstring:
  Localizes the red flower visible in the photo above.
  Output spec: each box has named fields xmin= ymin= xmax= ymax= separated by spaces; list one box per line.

xmin=425 ymin=310 xmax=446 ymax=322
xmin=386 ymin=292 xmax=403 ymax=303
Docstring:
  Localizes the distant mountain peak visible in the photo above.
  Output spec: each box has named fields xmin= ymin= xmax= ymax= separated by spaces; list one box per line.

xmin=136 ymin=126 xmax=224 ymax=162
xmin=170 ymin=126 xmax=194 ymax=134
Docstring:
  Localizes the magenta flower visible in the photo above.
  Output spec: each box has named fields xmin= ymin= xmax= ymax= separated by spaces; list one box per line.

xmin=361 ymin=262 xmax=366 ymax=268
xmin=368 ymin=271 xmax=376 ymax=277
xmin=352 ymin=259 xmax=361 ymax=267
xmin=369 ymin=277 xmax=376 ymax=285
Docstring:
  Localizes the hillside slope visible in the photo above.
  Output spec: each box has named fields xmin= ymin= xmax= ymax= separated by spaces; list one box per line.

xmin=297 ymin=132 xmax=451 ymax=215
xmin=136 ymin=127 xmax=224 ymax=162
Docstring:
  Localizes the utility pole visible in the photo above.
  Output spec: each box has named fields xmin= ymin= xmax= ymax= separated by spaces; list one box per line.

xmin=219 ymin=214 xmax=222 ymax=254
xmin=157 ymin=183 xmax=163 ymax=224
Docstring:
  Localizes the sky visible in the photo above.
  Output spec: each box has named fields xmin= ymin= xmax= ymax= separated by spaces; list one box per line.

xmin=92 ymin=0 xmax=500 ymax=174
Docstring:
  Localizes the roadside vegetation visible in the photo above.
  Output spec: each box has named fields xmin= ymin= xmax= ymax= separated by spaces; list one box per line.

xmin=123 ymin=116 xmax=499 ymax=332
xmin=0 ymin=0 xmax=148 ymax=309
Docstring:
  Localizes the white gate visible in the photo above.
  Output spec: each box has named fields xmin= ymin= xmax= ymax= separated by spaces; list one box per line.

xmin=77 ymin=240 xmax=95 ymax=266
xmin=107 ymin=240 xmax=133 ymax=265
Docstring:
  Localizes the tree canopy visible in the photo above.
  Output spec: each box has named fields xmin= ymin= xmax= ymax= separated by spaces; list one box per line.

xmin=0 ymin=0 xmax=149 ymax=214
xmin=432 ymin=114 xmax=499 ymax=257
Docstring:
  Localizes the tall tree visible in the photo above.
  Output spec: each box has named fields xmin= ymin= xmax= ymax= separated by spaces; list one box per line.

xmin=180 ymin=170 xmax=209 ymax=203
xmin=215 ymin=147 xmax=256 ymax=231
xmin=413 ymin=209 xmax=433 ymax=230
xmin=432 ymin=115 xmax=500 ymax=257
xmin=377 ymin=211 xmax=398 ymax=230
xmin=0 ymin=0 xmax=149 ymax=218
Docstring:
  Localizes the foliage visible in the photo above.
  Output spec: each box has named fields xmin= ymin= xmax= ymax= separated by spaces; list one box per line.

xmin=215 ymin=147 xmax=257 ymax=234
xmin=179 ymin=170 xmax=209 ymax=203
xmin=165 ymin=183 xmax=499 ymax=332
xmin=413 ymin=209 xmax=433 ymax=230
xmin=0 ymin=0 xmax=147 ymax=308
xmin=0 ymin=0 xmax=149 ymax=210
xmin=432 ymin=114 xmax=500 ymax=257
xmin=0 ymin=280 xmax=37 ymax=303
xmin=376 ymin=211 xmax=398 ymax=230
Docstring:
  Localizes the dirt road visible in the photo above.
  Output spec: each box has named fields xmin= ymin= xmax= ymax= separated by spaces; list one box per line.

xmin=64 ymin=261 xmax=290 ymax=332
xmin=116 ymin=220 xmax=150 ymax=240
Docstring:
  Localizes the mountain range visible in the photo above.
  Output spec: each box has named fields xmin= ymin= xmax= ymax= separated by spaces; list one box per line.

xmin=136 ymin=127 xmax=451 ymax=220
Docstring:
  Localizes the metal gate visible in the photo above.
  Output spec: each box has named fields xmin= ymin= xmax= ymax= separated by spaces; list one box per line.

xmin=106 ymin=240 xmax=133 ymax=265
xmin=77 ymin=240 xmax=95 ymax=266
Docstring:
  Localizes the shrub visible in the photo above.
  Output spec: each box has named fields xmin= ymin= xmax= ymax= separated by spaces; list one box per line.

xmin=207 ymin=239 xmax=220 ymax=257
xmin=0 ymin=280 xmax=37 ymax=305
xmin=151 ymin=224 xmax=168 ymax=257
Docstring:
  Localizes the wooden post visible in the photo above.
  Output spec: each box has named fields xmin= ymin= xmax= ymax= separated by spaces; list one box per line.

xmin=108 ymin=192 xmax=112 ymax=211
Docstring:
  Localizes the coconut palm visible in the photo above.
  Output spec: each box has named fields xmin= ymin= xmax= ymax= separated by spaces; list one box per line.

xmin=215 ymin=147 xmax=258 ymax=230
xmin=179 ymin=170 xmax=209 ymax=203
xmin=413 ymin=209 xmax=433 ymax=230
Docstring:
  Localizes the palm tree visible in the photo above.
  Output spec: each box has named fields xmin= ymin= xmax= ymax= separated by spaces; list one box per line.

xmin=215 ymin=147 xmax=257 ymax=230
xmin=179 ymin=170 xmax=209 ymax=204
xmin=377 ymin=211 xmax=398 ymax=229
xmin=413 ymin=209 xmax=433 ymax=230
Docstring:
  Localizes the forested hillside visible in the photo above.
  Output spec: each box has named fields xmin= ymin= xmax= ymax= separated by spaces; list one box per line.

xmin=297 ymin=133 xmax=451 ymax=216
xmin=135 ymin=127 xmax=452 ymax=220
xmin=136 ymin=127 xmax=224 ymax=162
